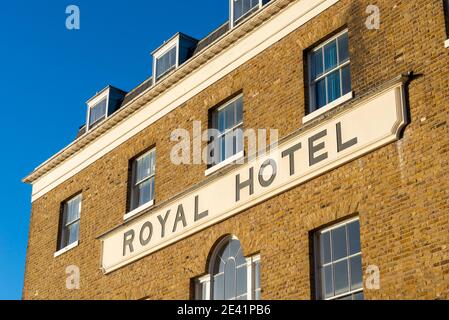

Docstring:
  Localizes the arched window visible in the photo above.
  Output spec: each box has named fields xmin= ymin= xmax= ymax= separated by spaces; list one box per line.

xmin=194 ymin=236 xmax=261 ymax=300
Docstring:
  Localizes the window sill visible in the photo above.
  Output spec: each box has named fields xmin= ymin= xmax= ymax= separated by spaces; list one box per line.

xmin=54 ymin=241 xmax=79 ymax=258
xmin=445 ymin=39 xmax=449 ymax=48
xmin=205 ymin=151 xmax=245 ymax=177
xmin=124 ymin=199 xmax=155 ymax=221
xmin=303 ymin=92 xmax=354 ymax=124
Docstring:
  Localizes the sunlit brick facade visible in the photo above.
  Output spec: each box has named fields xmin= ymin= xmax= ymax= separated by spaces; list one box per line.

xmin=23 ymin=0 xmax=449 ymax=300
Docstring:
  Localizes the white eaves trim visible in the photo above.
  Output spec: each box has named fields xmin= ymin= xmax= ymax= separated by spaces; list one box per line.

xmin=204 ymin=151 xmax=245 ymax=177
xmin=123 ymin=199 xmax=155 ymax=221
xmin=302 ymin=91 xmax=353 ymax=124
xmin=445 ymin=39 xmax=449 ymax=48
xmin=54 ymin=241 xmax=79 ymax=258
xmin=29 ymin=0 xmax=340 ymax=202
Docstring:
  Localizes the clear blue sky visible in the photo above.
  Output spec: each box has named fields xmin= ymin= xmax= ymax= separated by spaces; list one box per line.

xmin=0 ymin=0 xmax=229 ymax=300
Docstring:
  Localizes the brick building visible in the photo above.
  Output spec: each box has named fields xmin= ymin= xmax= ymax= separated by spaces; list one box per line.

xmin=23 ymin=0 xmax=449 ymax=300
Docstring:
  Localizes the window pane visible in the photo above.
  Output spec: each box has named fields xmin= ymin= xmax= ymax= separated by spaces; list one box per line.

xmin=324 ymin=40 xmax=338 ymax=71
xmin=234 ymin=0 xmax=259 ymax=23
xmin=211 ymin=97 xmax=244 ymax=164
xmin=202 ymin=282 xmax=208 ymax=300
xmin=66 ymin=196 xmax=81 ymax=224
xmin=221 ymin=241 xmax=231 ymax=261
xmin=315 ymin=79 xmax=327 ymax=109
xmin=60 ymin=227 xmax=69 ymax=249
xmin=226 ymin=132 xmax=237 ymax=159
xmin=254 ymin=261 xmax=261 ymax=290
xmin=327 ymin=70 xmax=341 ymax=103
xmin=230 ymin=239 xmax=241 ymax=259
xmin=226 ymin=104 xmax=235 ymax=128
xmin=131 ymin=151 xmax=155 ymax=210
xmin=211 ymin=239 xmax=250 ymax=300
xmin=350 ymin=255 xmax=363 ymax=290
xmin=235 ymin=128 xmax=244 ymax=154
xmin=218 ymin=110 xmax=226 ymax=133
xmin=149 ymin=151 xmax=156 ymax=176
xmin=242 ymin=0 xmax=251 ymax=16
xmin=315 ymin=219 xmax=362 ymax=300
xmin=341 ymin=65 xmax=351 ymax=96
xmin=347 ymin=220 xmax=361 ymax=255
xmin=137 ymin=179 xmax=153 ymax=206
xmin=323 ymin=265 xmax=334 ymax=299
xmin=214 ymin=274 xmax=224 ymax=300
xmin=338 ymin=33 xmax=349 ymax=63
xmin=333 ymin=260 xmax=349 ymax=296
xmin=235 ymin=98 xmax=243 ymax=124
xmin=67 ymin=221 xmax=79 ymax=245
xmin=218 ymin=136 xmax=226 ymax=162
xmin=195 ymin=280 xmax=209 ymax=300
xmin=311 ymin=49 xmax=323 ymax=80
xmin=224 ymin=259 xmax=236 ymax=300
xmin=234 ymin=0 xmax=243 ymax=21
xmin=136 ymin=154 xmax=150 ymax=183
xmin=320 ymin=232 xmax=331 ymax=264
xmin=89 ymin=99 xmax=107 ymax=126
xmin=169 ymin=47 xmax=176 ymax=66
xmin=236 ymin=265 xmax=247 ymax=296
xmin=156 ymin=46 xmax=177 ymax=79
xmin=331 ymin=226 xmax=347 ymax=261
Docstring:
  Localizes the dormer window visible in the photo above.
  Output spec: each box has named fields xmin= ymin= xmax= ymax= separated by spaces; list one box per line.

xmin=231 ymin=0 xmax=269 ymax=28
xmin=85 ymin=86 xmax=127 ymax=132
xmin=152 ymin=33 xmax=198 ymax=84
xmin=88 ymin=98 xmax=107 ymax=128
xmin=155 ymin=46 xmax=178 ymax=82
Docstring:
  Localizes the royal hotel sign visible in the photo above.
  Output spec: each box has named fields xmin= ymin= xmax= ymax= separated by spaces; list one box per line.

xmin=100 ymin=81 xmax=408 ymax=273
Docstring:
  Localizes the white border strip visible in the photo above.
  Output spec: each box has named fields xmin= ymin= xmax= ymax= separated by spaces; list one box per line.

xmin=123 ymin=200 xmax=155 ymax=221
xmin=303 ymin=92 xmax=353 ymax=123
xmin=54 ymin=241 xmax=79 ymax=258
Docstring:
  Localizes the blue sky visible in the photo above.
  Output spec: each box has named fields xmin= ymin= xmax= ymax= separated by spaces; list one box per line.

xmin=0 ymin=0 xmax=229 ymax=300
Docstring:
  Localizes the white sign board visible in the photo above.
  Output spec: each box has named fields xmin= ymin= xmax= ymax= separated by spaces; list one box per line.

xmin=100 ymin=82 xmax=407 ymax=273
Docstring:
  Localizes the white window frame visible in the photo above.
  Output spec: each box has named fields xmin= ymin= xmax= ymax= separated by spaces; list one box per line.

xmin=55 ymin=194 xmax=82 ymax=257
xmin=314 ymin=217 xmax=363 ymax=300
xmin=305 ymin=29 xmax=353 ymax=124
xmin=194 ymin=236 xmax=261 ymax=300
xmin=230 ymin=0 xmax=264 ymax=28
xmin=195 ymin=274 xmax=211 ymax=301
xmin=125 ymin=149 xmax=156 ymax=221
xmin=86 ymin=88 xmax=112 ymax=132
xmin=152 ymin=36 xmax=180 ymax=84
xmin=206 ymin=94 xmax=244 ymax=176
xmin=87 ymin=98 xmax=108 ymax=130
